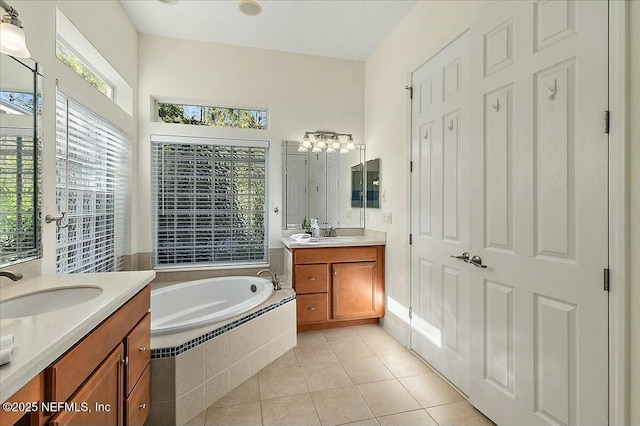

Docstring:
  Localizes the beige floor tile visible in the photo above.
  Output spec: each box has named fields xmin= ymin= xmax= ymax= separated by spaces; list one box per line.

xmin=340 ymin=356 xmax=395 ymax=384
xmin=356 ymin=379 xmax=420 ymax=417
xmin=329 ymin=340 xmax=375 ymax=361
xmin=399 ymin=374 xmax=464 ymax=408
xmin=184 ymin=411 xmax=206 ymax=426
xmin=262 ymin=349 xmax=298 ymax=371
xmin=310 ymin=385 xmax=373 ymax=426
xmin=426 ymin=401 xmax=495 ymax=426
xmin=297 ymin=331 xmax=327 ymax=346
xmin=362 ymin=335 xmax=407 ymax=356
xmin=204 ymin=401 xmax=262 ymax=426
xmin=213 ymin=375 xmax=259 ymax=408
xmin=378 ymin=352 xmax=433 ymax=378
xmin=261 ymin=393 xmax=321 ymax=426
xmin=351 ymin=325 xmax=390 ymax=341
xmin=294 ymin=343 xmax=339 ymax=366
xmin=376 ymin=409 xmax=437 ymax=426
xmin=301 ymin=361 xmax=352 ymax=392
xmin=321 ymin=327 xmax=361 ymax=342
xmin=341 ymin=420 xmax=379 ymax=426
xmin=258 ymin=365 xmax=308 ymax=400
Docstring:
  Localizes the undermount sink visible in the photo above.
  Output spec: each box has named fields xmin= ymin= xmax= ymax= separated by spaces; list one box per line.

xmin=0 ymin=286 xmax=103 ymax=319
xmin=318 ymin=237 xmax=356 ymax=243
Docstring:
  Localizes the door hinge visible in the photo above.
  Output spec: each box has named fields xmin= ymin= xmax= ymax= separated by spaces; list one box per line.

xmin=604 ymin=268 xmax=610 ymax=292
xmin=409 ymin=307 xmax=412 ymax=319
xmin=604 ymin=110 xmax=610 ymax=134
xmin=405 ymin=85 xmax=413 ymax=100
xmin=410 ymin=161 xmax=413 ymax=172
xmin=409 ymin=234 xmax=413 ymax=245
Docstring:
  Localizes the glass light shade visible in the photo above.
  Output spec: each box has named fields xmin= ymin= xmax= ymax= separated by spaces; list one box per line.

xmin=331 ymin=140 xmax=341 ymax=150
xmin=326 ymin=147 xmax=336 ymax=153
xmin=316 ymin=139 xmax=327 ymax=149
xmin=312 ymin=146 xmax=322 ymax=153
xmin=297 ymin=146 xmax=308 ymax=152
xmin=339 ymin=147 xmax=349 ymax=154
xmin=301 ymin=139 xmax=312 ymax=149
xmin=0 ymin=22 xmax=31 ymax=58
xmin=346 ymin=141 xmax=356 ymax=150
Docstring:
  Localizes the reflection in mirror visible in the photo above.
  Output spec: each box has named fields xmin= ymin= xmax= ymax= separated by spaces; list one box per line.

xmin=365 ymin=158 xmax=380 ymax=208
xmin=283 ymin=141 xmax=365 ymax=230
xmin=0 ymin=55 xmax=42 ymax=267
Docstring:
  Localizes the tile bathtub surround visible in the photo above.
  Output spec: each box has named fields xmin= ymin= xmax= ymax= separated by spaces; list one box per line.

xmin=182 ymin=324 xmax=495 ymax=426
xmin=147 ymin=299 xmax=297 ymax=426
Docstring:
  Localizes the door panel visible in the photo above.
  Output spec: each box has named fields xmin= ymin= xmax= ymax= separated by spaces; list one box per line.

xmin=410 ymin=32 xmax=469 ymax=395
xmin=468 ymin=1 xmax=608 ymax=425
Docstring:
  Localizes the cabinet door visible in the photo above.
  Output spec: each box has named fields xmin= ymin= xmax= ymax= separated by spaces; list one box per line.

xmin=49 ymin=344 xmax=123 ymax=426
xmin=125 ymin=314 xmax=150 ymax=396
xmin=332 ymin=262 xmax=377 ymax=320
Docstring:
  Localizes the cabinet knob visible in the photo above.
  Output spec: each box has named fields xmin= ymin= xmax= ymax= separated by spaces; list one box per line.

xmin=139 ymin=403 xmax=147 ymax=410
xmin=308 ymin=277 xmax=315 ymax=281
xmin=308 ymin=307 xmax=316 ymax=311
xmin=139 ymin=346 xmax=147 ymax=352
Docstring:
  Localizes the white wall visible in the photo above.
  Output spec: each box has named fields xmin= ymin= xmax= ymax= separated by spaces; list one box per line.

xmin=628 ymin=1 xmax=640 ymax=423
xmin=136 ymin=35 xmax=364 ymax=255
xmin=0 ymin=0 xmax=138 ymax=279
xmin=363 ymin=0 xmax=487 ymax=340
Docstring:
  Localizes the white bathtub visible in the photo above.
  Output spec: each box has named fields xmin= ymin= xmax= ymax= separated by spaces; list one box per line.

xmin=151 ymin=276 xmax=274 ymax=336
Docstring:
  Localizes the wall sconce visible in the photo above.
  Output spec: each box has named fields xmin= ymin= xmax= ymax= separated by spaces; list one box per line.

xmin=298 ymin=131 xmax=356 ymax=154
xmin=0 ymin=0 xmax=30 ymax=58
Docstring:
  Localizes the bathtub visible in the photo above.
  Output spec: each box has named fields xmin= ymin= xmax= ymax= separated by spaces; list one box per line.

xmin=151 ymin=276 xmax=274 ymax=336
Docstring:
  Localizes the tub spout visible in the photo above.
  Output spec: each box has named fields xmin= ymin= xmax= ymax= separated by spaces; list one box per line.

xmin=257 ymin=269 xmax=281 ymax=290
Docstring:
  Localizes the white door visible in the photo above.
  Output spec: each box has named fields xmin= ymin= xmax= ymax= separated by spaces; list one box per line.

xmin=285 ymin=153 xmax=308 ymax=228
xmin=468 ymin=1 xmax=609 ymax=425
xmin=410 ymin=33 xmax=470 ymax=394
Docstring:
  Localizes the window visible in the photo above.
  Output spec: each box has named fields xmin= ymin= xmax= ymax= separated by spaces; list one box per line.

xmin=152 ymin=136 xmax=268 ymax=268
xmin=55 ymin=92 xmax=130 ymax=273
xmin=56 ymin=39 xmax=114 ymax=100
xmin=157 ymin=102 xmax=268 ymax=130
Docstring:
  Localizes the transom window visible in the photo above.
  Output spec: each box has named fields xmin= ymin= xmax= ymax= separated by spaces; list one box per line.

xmin=157 ymin=102 xmax=268 ymax=130
xmin=152 ymin=136 xmax=268 ymax=268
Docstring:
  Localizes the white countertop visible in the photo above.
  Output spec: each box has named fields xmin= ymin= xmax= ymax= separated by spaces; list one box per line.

xmin=281 ymin=234 xmax=386 ymax=249
xmin=0 ymin=271 xmax=155 ymax=402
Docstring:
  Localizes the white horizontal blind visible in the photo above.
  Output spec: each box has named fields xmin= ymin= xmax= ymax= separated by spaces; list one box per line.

xmin=152 ymin=136 xmax=268 ymax=268
xmin=55 ymin=92 xmax=130 ymax=273
xmin=0 ymin=129 xmax=38 ymax=264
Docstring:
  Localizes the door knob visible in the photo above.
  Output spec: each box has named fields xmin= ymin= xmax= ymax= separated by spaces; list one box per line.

xmin=469 ymin=255 xmax=488 ymax=268
xmin=450 ymin=252 xmax=470 ymax=262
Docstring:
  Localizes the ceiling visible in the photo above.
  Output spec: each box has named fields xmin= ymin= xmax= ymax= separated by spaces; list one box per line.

xmin=119 ymin=0 xmax=416 ymax=61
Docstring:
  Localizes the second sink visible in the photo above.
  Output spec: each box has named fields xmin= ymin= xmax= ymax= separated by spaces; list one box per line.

xmin=0 ymin=286 xmax=103 ymax=319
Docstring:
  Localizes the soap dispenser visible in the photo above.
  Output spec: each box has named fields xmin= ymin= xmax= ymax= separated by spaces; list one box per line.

xmin=310 ymin=218 xmax=320 ymax=238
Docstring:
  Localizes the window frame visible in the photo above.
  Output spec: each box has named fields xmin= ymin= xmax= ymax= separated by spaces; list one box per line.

xmin=151 ymin=135 xmax=270 ymax=270
xmin=155 ymin=101 xmax=269 ymax=130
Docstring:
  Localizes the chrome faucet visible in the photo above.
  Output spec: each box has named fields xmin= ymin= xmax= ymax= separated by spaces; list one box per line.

xmin=325 ymin=227 xmax=337 ymax=237
xmin=0 ymin=270 xmax=23 ymax=281
xmin=257 ymin=269 xmax=281 ymax=290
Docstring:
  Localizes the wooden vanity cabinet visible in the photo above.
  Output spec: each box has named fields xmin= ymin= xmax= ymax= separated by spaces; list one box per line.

xmin=1 ymin=286 xmax=151 ymax=426
xmin=290 ymin=245 xmax=384 ymax=330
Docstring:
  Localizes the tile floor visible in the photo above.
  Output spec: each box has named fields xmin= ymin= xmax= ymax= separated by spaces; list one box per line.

xmin=185 ymin=325 xmax=494 ymax=426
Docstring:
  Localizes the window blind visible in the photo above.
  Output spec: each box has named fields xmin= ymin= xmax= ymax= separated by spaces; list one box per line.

xmin=0 ymin=128 xmax=38 ymax=264
xmin=151 ymin=136 xmax=268 ymax=268
xmin=55 ymin=92 xmax=130 ymax=273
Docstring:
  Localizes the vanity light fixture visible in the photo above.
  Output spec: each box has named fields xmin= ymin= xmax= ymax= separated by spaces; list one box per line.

xmin=299 ymin=131 xmax=356 ymax=154
xmin=0 ymin=0 xmax=30 ymax=58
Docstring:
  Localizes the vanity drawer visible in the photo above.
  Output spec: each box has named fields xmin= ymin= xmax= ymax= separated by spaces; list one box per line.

xmin=294 ymin=264 xmax=328 ymax=294
xmin=125 ymin=364 xmax=150 ymax=426
xmin=296 ymin=294 xmax=329 ymax=323
xmin=125 ymin=313 xmax=151 ymax=396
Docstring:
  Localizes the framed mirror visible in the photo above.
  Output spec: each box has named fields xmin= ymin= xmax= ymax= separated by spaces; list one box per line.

xmin=283 ymin=141 xmax=365 ymax=230
xmin=0 ymin=56 xmax=43 ymax=267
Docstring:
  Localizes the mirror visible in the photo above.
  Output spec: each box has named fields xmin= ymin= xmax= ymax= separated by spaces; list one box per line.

xmin=283 ymin=141 xmax=365 ymax=230
xmin=0 ymin=55 xmax=43 ymax=267
xmin=365 ymin=158 xmax=380 ymax=208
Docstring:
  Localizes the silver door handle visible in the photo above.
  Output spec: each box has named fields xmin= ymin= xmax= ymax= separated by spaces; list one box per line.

xmin=469 ymin=255 xmax=488 ymax=268
xmin=450 ymin=252 xmax=470 ymax=262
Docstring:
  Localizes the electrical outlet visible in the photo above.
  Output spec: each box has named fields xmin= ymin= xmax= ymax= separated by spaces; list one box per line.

xmin=382 ymin=211 xmax=392 ymax=224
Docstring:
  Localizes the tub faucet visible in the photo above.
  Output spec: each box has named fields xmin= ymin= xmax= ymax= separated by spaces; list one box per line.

xmin=0 ymin=270 xmax=23 ymax=281
xmin=257 ymin=269 xmax=281 ymax=290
